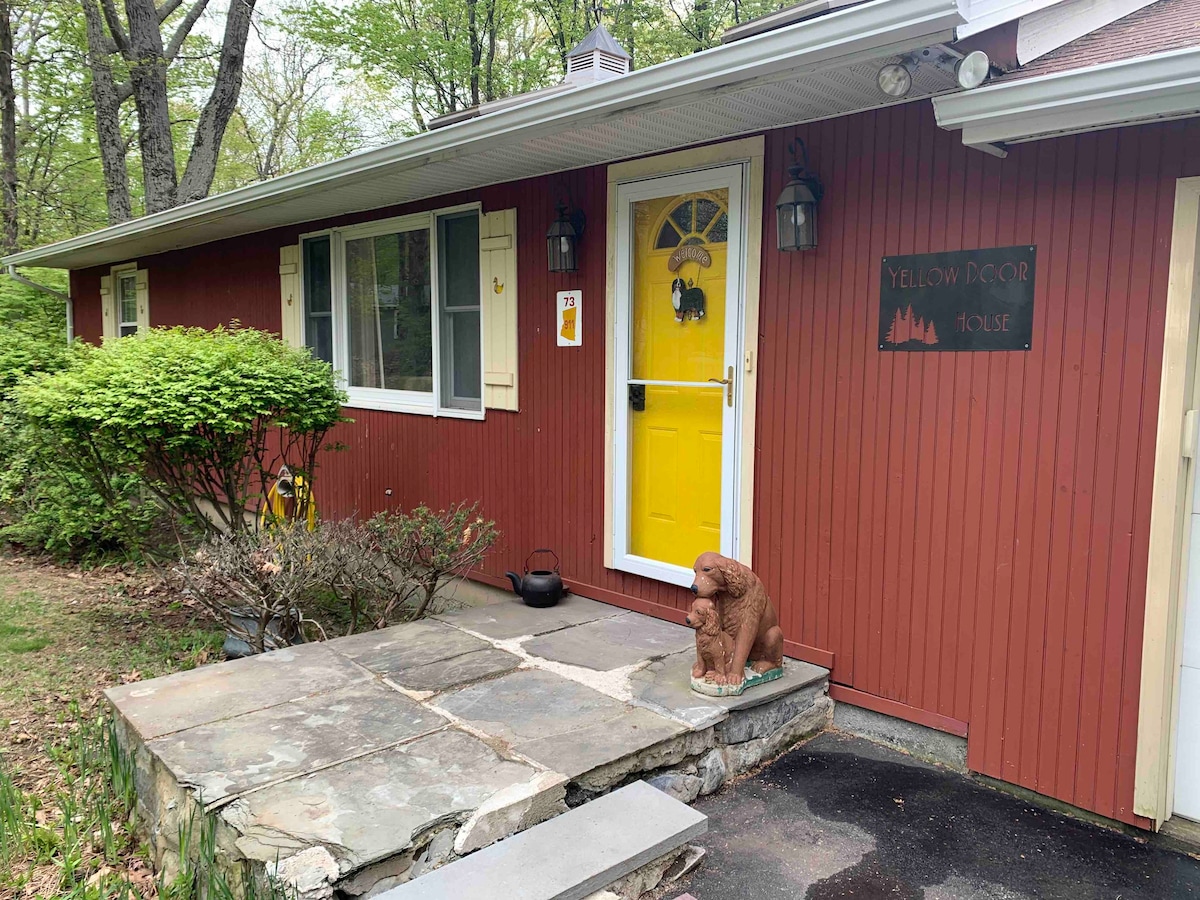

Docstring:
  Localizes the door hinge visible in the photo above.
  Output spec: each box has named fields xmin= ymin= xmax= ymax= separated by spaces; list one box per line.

xmin=1185 ymin=409 xmax=1198 ymax=459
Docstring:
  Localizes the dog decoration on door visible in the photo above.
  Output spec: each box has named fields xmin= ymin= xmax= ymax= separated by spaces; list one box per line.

xmin=668 ymin=244 xmax=712 ymax=324
xmin=671 ymin=277 xmax=706 ymax=322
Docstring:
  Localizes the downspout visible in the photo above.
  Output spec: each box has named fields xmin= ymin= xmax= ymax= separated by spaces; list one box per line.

xmin=6 ymin=263 xmax=73 ymax=343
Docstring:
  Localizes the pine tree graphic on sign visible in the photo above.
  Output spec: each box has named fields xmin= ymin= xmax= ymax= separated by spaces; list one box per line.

xmin=884 ymin=305 xmax=940 ymax=347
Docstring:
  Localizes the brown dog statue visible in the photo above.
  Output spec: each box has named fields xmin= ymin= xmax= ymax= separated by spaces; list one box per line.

xmin=690 ymin=551 xmax=785 ymax=694
xmin=685 ymin=595 xmax=734 ymax=685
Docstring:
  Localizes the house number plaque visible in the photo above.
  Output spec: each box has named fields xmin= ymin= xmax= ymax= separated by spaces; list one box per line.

xmin=878 ymin=246 xmax=1036 ymax=352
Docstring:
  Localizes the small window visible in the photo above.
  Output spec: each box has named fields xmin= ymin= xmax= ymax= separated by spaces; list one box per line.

xmin=437 ymin=212 xmax=481 ymax=411
xmin=118 ymin=273 xmax=138 ymax=337
xmin=654 ymin=197 xmax=730 ymax=249
xmin=302 ymin=237 xmax=333 ymax=364
xmin=300 ymin=207 xmax=483 ymax=417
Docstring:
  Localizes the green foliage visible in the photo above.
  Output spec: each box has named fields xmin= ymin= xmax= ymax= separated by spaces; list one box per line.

xmin=0 ymin=711 xmax=293 ymax=899
xmin=15 ymin=326 xmax=348 ymax=539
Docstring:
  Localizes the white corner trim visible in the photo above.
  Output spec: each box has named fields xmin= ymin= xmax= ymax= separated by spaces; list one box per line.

xmin=933 ymin=46 xmax=1200 ymax=147
xmin=4 ymin=0 xmax=964 ymax=270
xmin=1015 ymin=0 xmax=1157 ymax=67
xmin=954 ymin=0 xmax=1064 ymax=39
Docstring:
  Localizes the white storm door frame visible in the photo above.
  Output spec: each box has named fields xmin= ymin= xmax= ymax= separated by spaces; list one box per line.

xmin=611 ymin=163 xmax=748 ymax=588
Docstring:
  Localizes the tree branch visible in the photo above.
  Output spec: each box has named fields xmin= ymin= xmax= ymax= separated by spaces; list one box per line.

xmin=165 ymin=0 xmax=210 ymax=61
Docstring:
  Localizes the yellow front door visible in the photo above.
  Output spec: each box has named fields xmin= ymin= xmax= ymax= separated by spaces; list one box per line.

xmin=629 ymin=190 xmax=730 ymax=568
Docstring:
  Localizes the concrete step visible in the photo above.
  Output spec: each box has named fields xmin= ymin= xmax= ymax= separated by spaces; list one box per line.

xmin=381 ymin=780 xmax=707 ymax=900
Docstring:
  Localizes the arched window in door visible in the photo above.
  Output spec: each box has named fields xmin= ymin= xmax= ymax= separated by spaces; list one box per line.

xmin=654 ymin=196 xmax=729 ymax=249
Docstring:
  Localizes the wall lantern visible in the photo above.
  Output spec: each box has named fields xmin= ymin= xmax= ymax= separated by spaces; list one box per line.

xmin=547 ymin=202 xmax=586 ymax=273
xmin=775 ymin=140 xmax=824 ymax=252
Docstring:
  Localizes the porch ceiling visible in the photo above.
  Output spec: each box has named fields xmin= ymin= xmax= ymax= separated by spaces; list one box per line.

xmin=7 ymin=0 xmax=965 ymax=271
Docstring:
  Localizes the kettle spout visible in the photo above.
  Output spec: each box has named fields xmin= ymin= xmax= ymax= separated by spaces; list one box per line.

xmin=504 ymin=571 xmax=523 ymax=595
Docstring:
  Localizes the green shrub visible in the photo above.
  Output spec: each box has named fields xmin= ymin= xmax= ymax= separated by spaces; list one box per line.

xmin=14 ymin=326 xmax=348 ymax=541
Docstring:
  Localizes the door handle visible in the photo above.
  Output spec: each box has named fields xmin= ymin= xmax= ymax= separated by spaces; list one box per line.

xmin=707 ymin=366 xmax=734 ymax=407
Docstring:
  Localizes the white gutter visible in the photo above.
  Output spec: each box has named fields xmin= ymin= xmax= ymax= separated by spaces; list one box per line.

xmin=933 ymin=45 xmax=1200 ymax=148
xmin=4 ymin=0 xmax=964 ymax=270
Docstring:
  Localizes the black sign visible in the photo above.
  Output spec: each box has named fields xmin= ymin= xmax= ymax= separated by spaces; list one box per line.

xmin=879 ymin=246 xmax=1036 ymax=352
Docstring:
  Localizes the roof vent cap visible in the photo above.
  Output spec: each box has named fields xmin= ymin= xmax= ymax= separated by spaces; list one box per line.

xmin=564 ymin=24 xmax=632 ymax=84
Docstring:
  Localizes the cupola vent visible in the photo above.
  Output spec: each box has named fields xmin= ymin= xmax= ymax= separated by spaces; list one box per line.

xmin=564 ymin=25 xmax=632 ymax=84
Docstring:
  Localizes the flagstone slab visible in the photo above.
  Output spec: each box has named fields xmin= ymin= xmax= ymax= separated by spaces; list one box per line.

xmin=146 ymin=681 xmax=447 ymax=803
xmin=330 ymin=620 xmax=491 ymax=673
xmin=437 ymin=669 xmax=685 ymax=777
xmin=522 ymin=612 xmax=695 ymax=671
xmin=433 ymin=594 xmax=623 ymax=640
xmin=105 ymin=643 xmax=370 ymax=740
xmin=388 ymin=647 xmax=522 ymax=692
xmin=228 ymin=728 xmax=537 ymax=868
xmin=628 ymin=651 xmax=829 ymax=729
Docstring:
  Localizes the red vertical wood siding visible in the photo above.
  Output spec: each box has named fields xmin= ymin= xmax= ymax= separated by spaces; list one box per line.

xmin=66 ymin=105 xmax=1200 ymax=827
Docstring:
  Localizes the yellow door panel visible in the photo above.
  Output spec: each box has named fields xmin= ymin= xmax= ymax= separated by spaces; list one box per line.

xmin=629 ymin=190 xmax=730 ymax=568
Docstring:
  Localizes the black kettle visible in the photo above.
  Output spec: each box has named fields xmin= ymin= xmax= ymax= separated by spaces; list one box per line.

xmin=505 ymin=549 xmax=566 ymax=608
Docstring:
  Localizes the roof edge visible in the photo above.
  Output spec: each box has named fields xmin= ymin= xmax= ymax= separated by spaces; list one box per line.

xmin=932 ymin=44 xmax=1200 ymax=145
xmin=6 ymin=0 xmax=965 ymax=269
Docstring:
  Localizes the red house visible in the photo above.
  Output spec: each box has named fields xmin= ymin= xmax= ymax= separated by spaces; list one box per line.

xmin=9 ymin=0 xmax=1200 ymax=834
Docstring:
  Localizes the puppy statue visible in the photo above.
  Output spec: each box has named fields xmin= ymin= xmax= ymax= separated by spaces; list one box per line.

xmin=685 ymin=595 xmax=734 ymax=685
xmin=689 ymin=551 xmax=785 ymax=696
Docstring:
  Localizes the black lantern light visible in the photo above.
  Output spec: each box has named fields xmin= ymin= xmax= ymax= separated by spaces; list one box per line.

xmin=547 ymin=202 xmax=586 ymax=273
xmin=775 ymin=140 xmax=824 ymax=252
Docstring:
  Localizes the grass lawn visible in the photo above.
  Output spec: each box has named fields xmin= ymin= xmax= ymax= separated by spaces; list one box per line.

xmin=0 ymin=553 xmax=223 ymax=899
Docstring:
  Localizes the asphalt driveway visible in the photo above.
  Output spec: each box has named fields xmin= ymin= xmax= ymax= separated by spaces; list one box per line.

xmin=668 ymin=732 xmax=1200 ymax=899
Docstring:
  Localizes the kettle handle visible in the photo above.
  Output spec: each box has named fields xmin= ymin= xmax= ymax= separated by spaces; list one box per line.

xmin=525 ymin=548 xmax=560 ymax=574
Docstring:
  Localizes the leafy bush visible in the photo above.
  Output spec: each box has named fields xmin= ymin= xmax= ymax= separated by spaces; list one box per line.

xmin=176 ymin=505 xmax=499 ymax=652
xmin=14 ymin=326 xmax=348 ymax=541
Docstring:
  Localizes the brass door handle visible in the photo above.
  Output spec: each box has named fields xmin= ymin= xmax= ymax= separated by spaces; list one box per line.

xmin=707 ymin=366 xmax=735 ymax=407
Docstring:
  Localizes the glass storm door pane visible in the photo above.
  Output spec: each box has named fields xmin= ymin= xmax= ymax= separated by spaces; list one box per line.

xmin=628 ymin=189 xmax=729 ymax=568
xmin=345 ymin=229 xmax=433 ymax=392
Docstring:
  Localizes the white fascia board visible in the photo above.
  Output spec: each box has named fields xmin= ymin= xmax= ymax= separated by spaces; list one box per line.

xmin=1015 ymin=0 xmax=1157 ymax=66
xmin=5 ymin=0 xmax=964 ymax=270
xmin=955 ymin=0 xmax=1065 ymax=38
xmin=932 ymin=46 xmax=1200 ymax=147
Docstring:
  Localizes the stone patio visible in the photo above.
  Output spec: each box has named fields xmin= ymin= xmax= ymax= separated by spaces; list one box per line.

xmin=107 ymin=588 xmax=830 ymax=898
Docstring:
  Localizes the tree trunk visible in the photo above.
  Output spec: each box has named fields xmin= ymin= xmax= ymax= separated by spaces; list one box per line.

xmin=177 ymin=0 xmax=256 ymax=204
xmin=0 ymin=0 xmax=17 ymax=253
xmin=125 ymin=0 xmax=178 ymax=213
xmin=466 ymin=0 xmax=480 ymax=108
xmin=80 ymin=0 xmax=133 ymax=224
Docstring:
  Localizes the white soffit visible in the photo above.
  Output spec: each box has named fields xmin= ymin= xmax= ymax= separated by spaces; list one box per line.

xmin=6 ymin=0 xmax=964 ymax=270
xmin=932 ymin=45 xmax=1200 ymax=146
xmin=1015 ymin=0 xmax=1157 ymax=65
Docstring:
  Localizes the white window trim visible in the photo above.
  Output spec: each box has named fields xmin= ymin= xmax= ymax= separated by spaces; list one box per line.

xmin=109 ymin=261 xmax=146 ymax=337
xmin=300 ymin=203 xmax=486 ymax=419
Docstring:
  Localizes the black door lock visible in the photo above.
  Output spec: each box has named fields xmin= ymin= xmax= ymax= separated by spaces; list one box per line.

xmin=629 ymin=384 xmax=646 ymax=411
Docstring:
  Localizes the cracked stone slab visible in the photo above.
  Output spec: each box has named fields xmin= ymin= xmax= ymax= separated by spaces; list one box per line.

xmin=522 ymin=612 xmax=696 ymax=671
xmin=146 ymin=681 xmax=447 ymax=803
xmin=432 ymin=594 xmax=623 ymax=640
xmin=628 ymin=651 xmax=828 ymax=729
xmin=105 ymin=643 xmax=370 ymax=740
xmin=226 ymin=728 xmax=536 ymax=868
xmin=389 ymin=647 xmax=521 ymax=692
xmin=437 ymin=668 xmax=685 ymax=777
xmin=329 ymin=620 xmax=491 ymax=674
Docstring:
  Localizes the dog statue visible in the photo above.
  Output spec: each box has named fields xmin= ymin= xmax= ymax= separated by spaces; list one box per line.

xmin=685 ymin=595 xmax=735 ymax=685
xmin=689 ymin=551 xmax=785 ymax=695
xmin=671 ymin=277 xmax=706 ymax=322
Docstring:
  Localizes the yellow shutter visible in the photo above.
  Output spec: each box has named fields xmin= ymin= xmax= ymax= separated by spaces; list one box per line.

xmin=134 ymin=268 xmax=150 ymax=332
xmin=279 ymin=244 xmax=302 ymax=348
xmin=99 ymin=275 xmax=115 ymax=340
xmin=480 ymin=209 xmax=518 ymax=411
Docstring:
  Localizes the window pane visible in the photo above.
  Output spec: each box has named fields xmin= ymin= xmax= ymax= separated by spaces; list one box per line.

xmin=438 ymin=212 xmax=481 ymax=410
xmin=119 ymin=275 xmax=137 ymax=326
xmin=119 ymin=324 xmax=137 ymax=338
xmin=448 ymin=311 xmax=481 ymax=402
xmin=302 ymin=237 xmax=333 ymax=363
xmin=439 ymin=214 xmax=480 ymax=308
xmin=346 ymin=229 xmax=432 ymax=392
